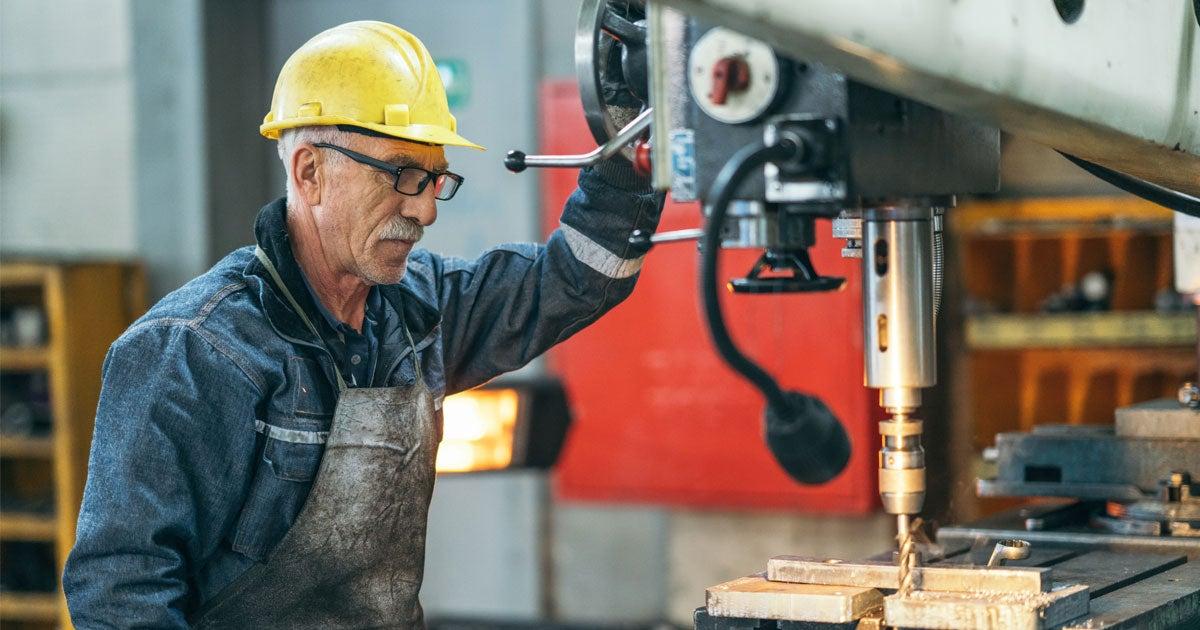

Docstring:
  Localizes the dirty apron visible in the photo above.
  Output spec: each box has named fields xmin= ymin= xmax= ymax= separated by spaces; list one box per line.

xmin=193 ymin=246 xmax=438 ymax=629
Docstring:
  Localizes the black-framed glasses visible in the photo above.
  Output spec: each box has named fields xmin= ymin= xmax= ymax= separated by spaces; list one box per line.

xmin=313 ymin=142 xmax=464 ymax=201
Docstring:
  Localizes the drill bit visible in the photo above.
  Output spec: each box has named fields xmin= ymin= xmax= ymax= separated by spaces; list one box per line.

xmin=896 ymin=516 xmax=922 ymax=597
xmin=879 ymin=411 xmax=925 ymax=598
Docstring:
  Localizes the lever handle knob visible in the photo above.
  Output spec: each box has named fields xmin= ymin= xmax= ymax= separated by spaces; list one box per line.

xmin=765 ymin=391 xmax=851 ymax=485
xmin=504 ymin=150 xmax=528 ymax=173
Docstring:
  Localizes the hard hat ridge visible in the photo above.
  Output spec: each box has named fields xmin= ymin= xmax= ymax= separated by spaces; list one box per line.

xmin=261 ymin=20 xmax=483 ymax=150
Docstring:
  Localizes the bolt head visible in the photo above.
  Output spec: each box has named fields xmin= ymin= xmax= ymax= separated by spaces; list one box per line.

xmin=1167 ymin=470 xmax=1191 ymax=486
xmin=1178 ymin=382 xmax=1200 ymax=408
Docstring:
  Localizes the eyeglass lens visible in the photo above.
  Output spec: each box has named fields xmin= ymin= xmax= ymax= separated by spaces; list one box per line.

xmin=394 ymin=169 xmax=460 ymax=200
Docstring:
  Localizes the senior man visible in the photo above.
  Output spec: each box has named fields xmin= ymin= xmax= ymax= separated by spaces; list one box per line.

xmin=64 ymin=21 xmax=661 ymax=628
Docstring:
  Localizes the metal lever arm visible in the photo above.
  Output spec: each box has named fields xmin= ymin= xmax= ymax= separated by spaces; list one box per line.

xmin=627 ymin=228 xmax=703 ymax=247
xmin=505 ymin=108 xmax=653 ymax=173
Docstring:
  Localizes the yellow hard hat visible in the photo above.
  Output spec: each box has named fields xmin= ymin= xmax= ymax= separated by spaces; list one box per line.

xmin=261 ymin=21 xmax=483 ymax=150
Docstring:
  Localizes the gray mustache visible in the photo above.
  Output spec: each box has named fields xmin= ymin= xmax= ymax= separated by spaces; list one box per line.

xmin=379 ymin=217 xmax=424 ymax=242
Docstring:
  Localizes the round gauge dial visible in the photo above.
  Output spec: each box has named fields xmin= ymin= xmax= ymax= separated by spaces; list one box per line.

xmin=689 ymin=27 xmax=783 ymax=124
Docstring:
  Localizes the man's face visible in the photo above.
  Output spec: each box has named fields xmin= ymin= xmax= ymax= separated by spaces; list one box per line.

xmin=314 ymin=134 xmax=448 ymax=285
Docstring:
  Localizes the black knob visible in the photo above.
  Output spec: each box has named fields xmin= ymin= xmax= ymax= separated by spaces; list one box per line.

xmin=628 ymin=229 xmax=651 ymax=247
xmin=764 ymin=390 xmax=851 ymax=485
xmin=505 ymin=150 xmax=527 ymax=173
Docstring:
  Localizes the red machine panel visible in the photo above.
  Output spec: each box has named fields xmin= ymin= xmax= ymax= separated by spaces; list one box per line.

xmin=541 ymin=81 xmax=880 ymax=513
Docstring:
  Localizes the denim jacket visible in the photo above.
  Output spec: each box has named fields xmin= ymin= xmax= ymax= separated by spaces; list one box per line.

xmin=63 ymin=162 xmax=663 ymax=628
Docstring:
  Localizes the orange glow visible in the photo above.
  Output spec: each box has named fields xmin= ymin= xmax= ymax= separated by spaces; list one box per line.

xmin=435 ymin=388 xmax=520 ymax=473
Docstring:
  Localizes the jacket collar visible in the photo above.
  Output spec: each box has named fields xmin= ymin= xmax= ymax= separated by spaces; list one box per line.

xmin=244 ymin=198 xmax=441 ymax=356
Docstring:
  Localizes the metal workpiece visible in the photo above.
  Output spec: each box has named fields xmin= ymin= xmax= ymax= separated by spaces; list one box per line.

xmin=767 ymin=555 xmax=1051 ymax=594
xmin=861 ymin=206 xmax=937 ymax=407
xmin=704 ymin=574 xmax=883 ymax=625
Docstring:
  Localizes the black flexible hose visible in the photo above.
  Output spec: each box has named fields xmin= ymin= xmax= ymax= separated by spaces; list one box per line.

xmin=699 ymin=138 xmax=851 ymax=485
xmin=1058 ymin=151 xmax=1200 ymax=219
xmin=700 ymin=139 xmax=799 ymax=411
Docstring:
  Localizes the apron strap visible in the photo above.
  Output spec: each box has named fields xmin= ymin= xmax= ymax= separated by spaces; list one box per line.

xmin=255 ymin=246 xmax=348 ymax=393
xmin=399 ymin=314 xmax=425 ymax=389
xmin=255 ymin=245 xmax=426 ymax=392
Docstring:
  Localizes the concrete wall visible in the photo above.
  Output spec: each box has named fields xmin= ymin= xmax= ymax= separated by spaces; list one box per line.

xmin=0 ymin=0 xmax=136 ymax=257
xmin=129 ymin=0 xmax=210 ymax=297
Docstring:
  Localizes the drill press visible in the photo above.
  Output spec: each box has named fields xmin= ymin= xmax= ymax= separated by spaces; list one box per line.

xmin=511 ymin=1 xmax=992 ymax=558
xmin=509 ymin=1 xmax=1200 ymax=626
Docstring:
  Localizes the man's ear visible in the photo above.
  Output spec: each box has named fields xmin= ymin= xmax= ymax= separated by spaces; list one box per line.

xmin=291 ymin=144 xmax=323 ymax=206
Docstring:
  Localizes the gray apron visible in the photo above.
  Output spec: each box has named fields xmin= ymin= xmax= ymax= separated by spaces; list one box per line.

xmin=193 ymin=247 xmax=438 ymax=629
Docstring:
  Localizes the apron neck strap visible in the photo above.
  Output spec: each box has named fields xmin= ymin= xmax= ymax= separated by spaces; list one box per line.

xmin=255 ymin=245 xmax=426 ymax=392
xmin=399 ymin=313 xmax=425 ymax=389
xmin=255 ymin=246 xmax=348 ymax=393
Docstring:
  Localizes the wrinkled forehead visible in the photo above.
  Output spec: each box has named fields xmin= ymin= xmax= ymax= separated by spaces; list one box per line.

xmin=352 ymin=133 xmax=449 ymax=172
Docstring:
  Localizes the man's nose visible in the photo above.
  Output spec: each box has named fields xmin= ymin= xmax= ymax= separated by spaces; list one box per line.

xmin=400 ymin=194 xmax=437 ymax=227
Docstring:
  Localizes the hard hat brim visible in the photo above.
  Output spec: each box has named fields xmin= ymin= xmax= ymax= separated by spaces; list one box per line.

xmin=261 ymin=116 xmax=485 ymax=151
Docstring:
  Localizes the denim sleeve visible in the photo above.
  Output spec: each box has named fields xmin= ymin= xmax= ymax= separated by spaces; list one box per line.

xmin=64 ymin=323 xmax=261 ymax=628
xmin=437 ymin=159 xmax=664 ymax=394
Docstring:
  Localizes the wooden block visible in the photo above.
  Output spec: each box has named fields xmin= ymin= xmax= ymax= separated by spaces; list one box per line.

xmin=769 ymin=556 xmax=1051 ymax=594
xmin=884 ymin=583 xmax=1089 ymax=630
xmin=706 ymin=574 xmax=883 ymax=624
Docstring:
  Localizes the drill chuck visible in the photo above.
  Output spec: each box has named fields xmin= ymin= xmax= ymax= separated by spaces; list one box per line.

xmin=878 ymin=416 xmax=926 ymax=515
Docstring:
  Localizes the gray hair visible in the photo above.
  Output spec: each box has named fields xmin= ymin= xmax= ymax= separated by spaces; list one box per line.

xmin=277 ymin=126 xmax=355 ymax=204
